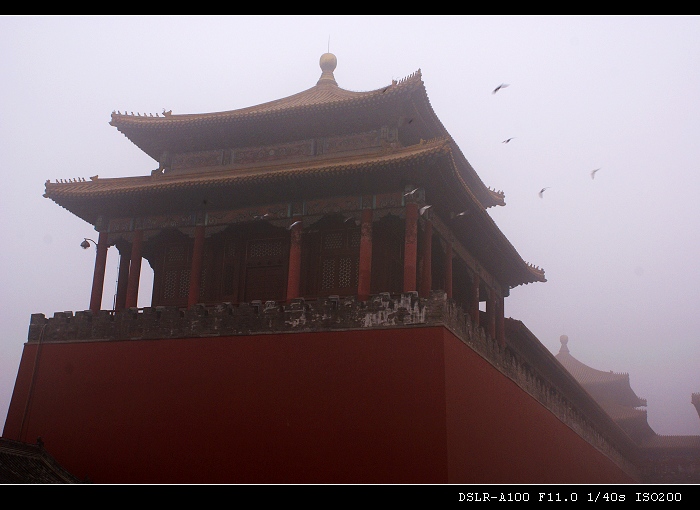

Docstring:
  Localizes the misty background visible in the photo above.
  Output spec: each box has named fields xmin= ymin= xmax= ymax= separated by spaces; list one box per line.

xmin=1 ymin=15 xmax=698 ymax=435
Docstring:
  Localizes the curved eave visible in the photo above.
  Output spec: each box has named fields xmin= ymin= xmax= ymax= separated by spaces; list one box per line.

xmin=439 ymin=144 xmax=545 ymax=287
xmin=46 ymin=137 xmax=449 ymax=202
xmin=555 ymin=351 xmax=646 ymax=407
xmin=109 ymin=70 xmax=437 ymax=158
xmin=110 ymin=70 xmax=425 ymax=130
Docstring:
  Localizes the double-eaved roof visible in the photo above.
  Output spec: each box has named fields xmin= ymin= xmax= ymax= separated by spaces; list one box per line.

xmin=44 ymin=53 xmax=546 ymax=289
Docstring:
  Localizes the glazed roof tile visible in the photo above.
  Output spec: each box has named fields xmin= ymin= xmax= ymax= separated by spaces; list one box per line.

xmin=106 ymin=54 xmax=506 ymax=204
xmin=0 ymin=438 xmax=84 ymax=483
xmin=109 ymin=67 xmax=425 ymax=129
xmin=641 ymin=434 xmax=700 ymax=449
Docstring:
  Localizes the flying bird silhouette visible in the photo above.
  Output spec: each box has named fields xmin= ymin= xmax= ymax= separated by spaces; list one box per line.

xmin=419 ymin=205 xmax=432 ymax=216
xmin=502 ymin=137 xmax=516 ymax=144
xmin=538 ymin=187 xmax=550 ymax=198
xmin=492 ymin=83 xmax=509 ymax=94
xmin=403 ymin=188 xmax=420 ymax=198
xmin=590 ymin=168 xmax=601 ymax=180
xmin=287 ymin=220 xmax=302 ymax=230
xmin=451 ymin=210 xmax=469 ymax=219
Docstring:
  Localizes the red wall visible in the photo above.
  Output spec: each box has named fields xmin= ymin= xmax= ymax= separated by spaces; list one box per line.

xmin=442 ymin=330 xmax=634 ymax=483
xmin=3 ymin=327 xmax=635 ymax=483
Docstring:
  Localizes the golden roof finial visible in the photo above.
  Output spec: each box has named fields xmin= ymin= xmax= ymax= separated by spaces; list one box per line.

xmin=317 ymin=52 xmax=338 ymax=86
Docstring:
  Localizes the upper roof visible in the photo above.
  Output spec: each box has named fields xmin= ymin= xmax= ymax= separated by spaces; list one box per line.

xmin=555 ymin=335 xmax=647 ymax=408
xmin=107 ymin=52 xmax=504 ymax=210
xmin=45 ymin=53 xmax=546 ymax=288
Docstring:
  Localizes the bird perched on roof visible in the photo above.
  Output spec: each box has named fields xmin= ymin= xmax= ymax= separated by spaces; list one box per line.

xmin=492 ymin=83 xmax=509 ymax=94
xmin=502 ymin=137 xmax=516 ymax=144
xmin=590 ymin=168 xmax=601 ymax=180
xmin=538 ymin=187 xmax=550 ymax=198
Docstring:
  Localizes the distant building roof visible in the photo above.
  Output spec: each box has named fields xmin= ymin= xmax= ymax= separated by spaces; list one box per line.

xmin=555 ymin=334 xmax=655 ymax=443
xmin=0 ymin=437 xmax=85 ymax=484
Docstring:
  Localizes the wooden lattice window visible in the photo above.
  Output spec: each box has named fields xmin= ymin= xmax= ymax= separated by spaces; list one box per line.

xmin=243 ymin=237 xmax=287 ymax=302
xmin=317 ymin=228 xmax=360 ymax=296
xmin=161 ymin=244 xmax=191 ymax=304
xmin=155 ymin=240 xmax=209 ymax=306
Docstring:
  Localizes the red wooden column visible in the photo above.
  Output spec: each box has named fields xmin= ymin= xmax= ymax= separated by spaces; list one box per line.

xmin=188 ymin=225 xmax=206 ymax=308
xmin=403 ymin=202 xmax=418 ymax=293
xmin=444 ymin=240 xmax=453 ymax=300
xmin=125 ymin=229 xmax=143 ymax=309
xmin=89 ymin=231 xmax=109 ymax=314
xmin=469 ymin=273 xmax=480 ymax=326
xmin=114 ymin=245 xmax=132 ymax=311
xmin=286 ymin=217 xmax=303 ymax=301
xmin=495 ymin=292 xmax=506 ymax=347
xmin=419 ymin=218 xmax=433 ymax=298
xmin=486 ymin=287 xmax=497 ymax=340
xmin=357 ymin=209 xmax=373 ymax=301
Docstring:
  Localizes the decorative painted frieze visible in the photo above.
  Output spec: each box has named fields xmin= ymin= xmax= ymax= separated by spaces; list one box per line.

xmin=171 ymin=150 xmax=224 ymax=170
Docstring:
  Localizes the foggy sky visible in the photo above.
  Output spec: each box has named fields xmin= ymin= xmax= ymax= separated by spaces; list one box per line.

xmin=1 ymin=15 xmax=699 ymax=435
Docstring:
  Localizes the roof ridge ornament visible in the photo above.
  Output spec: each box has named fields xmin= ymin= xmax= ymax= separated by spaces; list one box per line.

xmin=317 ymin=52 xmax=338 ymax=86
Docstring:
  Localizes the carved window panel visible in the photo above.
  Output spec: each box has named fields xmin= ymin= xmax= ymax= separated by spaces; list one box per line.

xmin=153 ymin=238 xmax=212 ymax=307
xmin=243 ymin=237 xmax=288 ymax=303
xmin=317 ymin=227 xmax=360 ymax=297
xmin=154 ymin=240 xmax=192 ymax=307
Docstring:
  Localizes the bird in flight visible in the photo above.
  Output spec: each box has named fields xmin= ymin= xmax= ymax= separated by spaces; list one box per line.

xmin=287 ymin=220 xmax=302 ymax=230
xmin=492 ymin=83 xmax=509 ymax=94
xmin=590 ymin=168 xmax=601 ymax=180
xmin=253 ymin=213 xmax=271 ymax=220
xmin=403 ymin=188 xmax=420 ymax=198
xmin=502 ymin=137 xmax=516 ymax=144
xmin=451 ymin=210 xmax=468 ymax=219
xmin=419 ymin=205 xmax=432 ymax=216
xmin=538 ymin=187 xmax=550 ymax=198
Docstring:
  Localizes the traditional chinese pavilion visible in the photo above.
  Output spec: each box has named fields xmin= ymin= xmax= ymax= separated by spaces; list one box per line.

xmin=44 ymin=52 xmax=545 ymax=326
xmin=4 ymin=53 xmax=698 ymax=483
